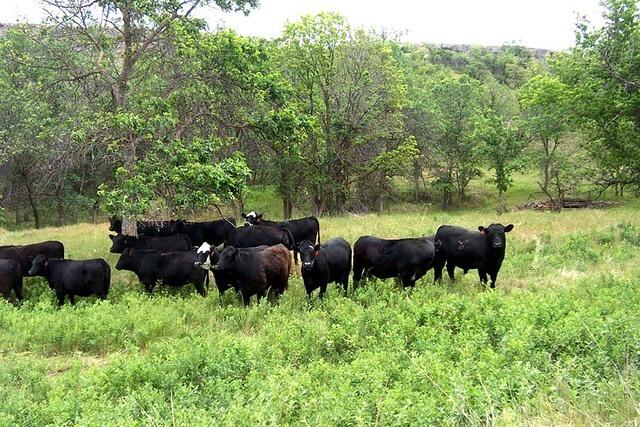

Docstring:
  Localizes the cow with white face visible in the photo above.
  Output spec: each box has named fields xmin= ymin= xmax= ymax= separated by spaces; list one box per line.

xmin=193 ymin=241 xmax=270 ymax=300
xmin=242 ymin=211 xmax=259 ymax=226
xmin=194 ymin=242 xmax=214 ymax=270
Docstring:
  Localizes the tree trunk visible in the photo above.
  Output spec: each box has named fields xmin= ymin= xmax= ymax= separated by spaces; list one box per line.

xmin=24 ymin=181 xmax=40 ymax=229
xmin=413 ymin=161 xmax=422 ymax=203
xmin=282 ymin=197 xmax=293 ymax=219
xmin=91 ymin=201 xmax=99 ymax=224
xmin=497 ymin=189 xmax=505 ymax=215
xmin=15 ymin=206 xmax=20 ymax=225
xmin=442 ymin=189 xmax=451 ymax=211
xmin=57 ymin=198 xmax=65 ymax=227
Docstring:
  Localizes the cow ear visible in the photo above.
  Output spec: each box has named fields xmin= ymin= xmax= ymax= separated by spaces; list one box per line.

xmin=478 ymin=226 xmax=486 ymax=234
xmin=504 ymin=224 xmax=514 ymax=232
xmin=109 ymin=234 xmax=115 ymax=241
xmin=314 ymin=244 xmax=321 ymax=252
xmin=257 ymin=214 xmax=263 ymax=219
xmin=241 ymin=212 xmax=247 ymax=218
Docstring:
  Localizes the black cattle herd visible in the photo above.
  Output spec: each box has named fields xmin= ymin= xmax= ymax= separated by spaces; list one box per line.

xmin=0 ymin=210 xmax=514 ymax=306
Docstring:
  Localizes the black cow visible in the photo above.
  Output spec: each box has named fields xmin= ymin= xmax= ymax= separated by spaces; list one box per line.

xmin=0 ymin=241 xmax=64 ymax=275
xmin=168 ymin=218 xmax=236 ymax=246
xmin=298 ymin=238 xmax=351 ymax=298
xmin=353 ymin=236 xmax=436 ymax=288
xmin=109 ymin=233 xmax=192 ymax=253
xmin=193 ymin=242 xmax=268 ymax=298
xmin=242 ymin=211 xmax=320 ymax=263
xmin=29 ymin=255 xmax=110 ymax=306
xmin=212 ymin=244 xmax=291 ymax=306
xmin=225 ymin=225 xmax=295 ymax=252
xmin=433 ymin=223 xmax=514 ymax=289
xmin=108 ymin=216 xmax=173 ymax=237
xmin=115 ymin=248 xmax=208 ymax=296
xmin=0 ymin=259 xmax=24 ymax=301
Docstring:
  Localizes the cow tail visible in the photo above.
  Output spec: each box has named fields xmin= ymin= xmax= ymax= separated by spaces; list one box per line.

xmin=103 ymin=260 xmax=111 ymax=296
xmin=313 ymin=216 xmax=321 ymax=244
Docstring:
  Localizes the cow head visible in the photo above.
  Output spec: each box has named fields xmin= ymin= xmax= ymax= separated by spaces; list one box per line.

xmin=194 ymin=242 xmax=221 ymax=270
xmin=115 ymin=248 xmax=134 ymax=270
xmin=298 ymin=240 xmax=320 ymax=272
xmin=109 ymin=234 xmax=131 ymax=253
xmin=213 ymin=246 xmax=239 ymax=271
xmin=108 ymin=216 xmax=122 ymax=232
xmin=29 ymin=254 xmax=49 ymax=276
xmin=242 ymin=211 xmax=262 ymax=226
xmin=478 ymin=223 xmax=514 ymax=249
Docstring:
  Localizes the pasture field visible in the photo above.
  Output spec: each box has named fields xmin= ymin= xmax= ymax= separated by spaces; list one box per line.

xmin=1 ymin=202 xmax=640 ymax=425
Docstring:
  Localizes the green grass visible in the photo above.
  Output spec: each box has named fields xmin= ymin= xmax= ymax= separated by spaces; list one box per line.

xmin=1 ymin=180 xmax=640 ymax=425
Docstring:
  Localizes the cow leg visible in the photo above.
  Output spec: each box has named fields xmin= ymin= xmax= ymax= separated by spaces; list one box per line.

xmin=56 ymin=292 xmax=65 ymax=306
xmin=352 ymin=261 xmax=364 ymax=289
xmin=144 ymin=282 xmax=155 ymax=294
xmin=478 ymin=269 xmax=488 ymax=286
xmin=194 ymin=282 xmax=207 ymax=297
xmin=400 ymin=275 xmax=415 ymax=288
xmin=446 ymin=262 xmax=456 ymax=282
xmin=341 ymin=276 xmax=349 ymax=295
xmin=433 ymin=261 xmax=444 ymax=284
xmin=68 ymin=294 xmax=76 ymax=305
xmin=489 ymin=271 xmax=498 ymax=289
xmin=241 ymin=290 xmax=251 ymax=306
xmin=14 ymin=280 xmax=23 ymax=301
xmin=319 ymin=283 xmax=328 ymax=299
xmin=293 ymin=249 xmax=299 ymax=266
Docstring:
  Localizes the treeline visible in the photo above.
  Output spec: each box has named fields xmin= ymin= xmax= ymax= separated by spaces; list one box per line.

xmin=0 ymin=0 xmax=639 ymax=228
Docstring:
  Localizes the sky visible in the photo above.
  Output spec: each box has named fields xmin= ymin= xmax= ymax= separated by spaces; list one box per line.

xmin=0 ymin=0 xmax=606 ymax=51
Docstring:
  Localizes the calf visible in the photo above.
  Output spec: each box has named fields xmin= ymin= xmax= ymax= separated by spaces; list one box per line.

xmin=0 ymin=259 xmax=24 ymax=301
xmin=433 ymin=223 xmax=514 ymax=289
xmin=193 ymin=242 xmax=268 ymax=298
xmin=353 ymin=236 xmax=435 ymax=288
xmin=298 ymin=238 xmax=351 ymax=298
xmin=28 ymin=255 xmax=110 ymax=306
xmin=0 ymin=241 xmax=64 ymax=275
xmin=168 ymin=218 xmax=236 ymax=246
xmin=109 ymin=233 xmax=192 ymax=253
xmin=225 ymin=225 xmax=295 ymax=251
xmin=212 ymin=244 xmax=291 ymax=306
xmin=242 ymin=211 xmax=320 ymax=263
xmin=115 ymin=248 xmax=208 ymax=296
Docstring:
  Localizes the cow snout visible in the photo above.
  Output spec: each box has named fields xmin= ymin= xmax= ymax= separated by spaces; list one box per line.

xmin=492 ymin=240 xmax=504 ymax=248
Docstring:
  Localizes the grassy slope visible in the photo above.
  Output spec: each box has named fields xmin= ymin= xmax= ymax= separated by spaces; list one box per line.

xmin=1 ymin=178 xmax=639 ymax=425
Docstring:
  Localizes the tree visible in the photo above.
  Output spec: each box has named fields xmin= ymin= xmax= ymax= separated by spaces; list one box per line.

xmin=279 ymin=13 xmax=411 ymax=214
xmin=41 ymin=0 xmax=258 ymax=234
xmin=518 ymin=74 xmax=571 ymax=194
xmin=425 ymin=73 xmax=483 ymax=210
xmin=552 ymin=0 xmax=640 ymax=194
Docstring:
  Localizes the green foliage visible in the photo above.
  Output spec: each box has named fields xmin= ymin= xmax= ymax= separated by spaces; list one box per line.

xmin=99 ymin=138 xmax=251 ymax=218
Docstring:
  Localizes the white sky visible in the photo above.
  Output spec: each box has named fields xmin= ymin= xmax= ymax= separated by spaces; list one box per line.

xmin=0 ymin=0 xmax=606 ymax=51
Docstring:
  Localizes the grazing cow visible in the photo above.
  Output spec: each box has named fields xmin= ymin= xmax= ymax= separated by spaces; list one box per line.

xmin=433 ymin=223 xmax=514 ymax=289
xmin=115 ymin=248 xmax=208 ymax=296
xmin=353 ymin=236 xmax=436 ymax=288
xmin=212 ymin=244 xmax=291 ymax=306
xmin=0 ymin=241 xmax=64 ymax=275
xmin=0 ymin=259 xmax=24 ymax=301
xmin=109 ymin=233 xmax=192 ymax=253
xmin=225 ymin=225 xmax=295 ymax=252
xmin=28 ymin=255 xmax=110 ymax=306
xmin=193 ymin=242 xmax=268 ymax=298
xmin=242 ymin=211 xmax=320 ymax=263
xmin=168 ymin=218 xmax=236 ymax=246
xmin=298 ymin=238 xmax=351 ymax=298
xmin=108 ymin=216 xmax=173 ymax=237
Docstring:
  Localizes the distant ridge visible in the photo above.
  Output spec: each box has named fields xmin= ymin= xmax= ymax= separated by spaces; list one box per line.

xmin=435 ymin=43 xmax=553 ymax=61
